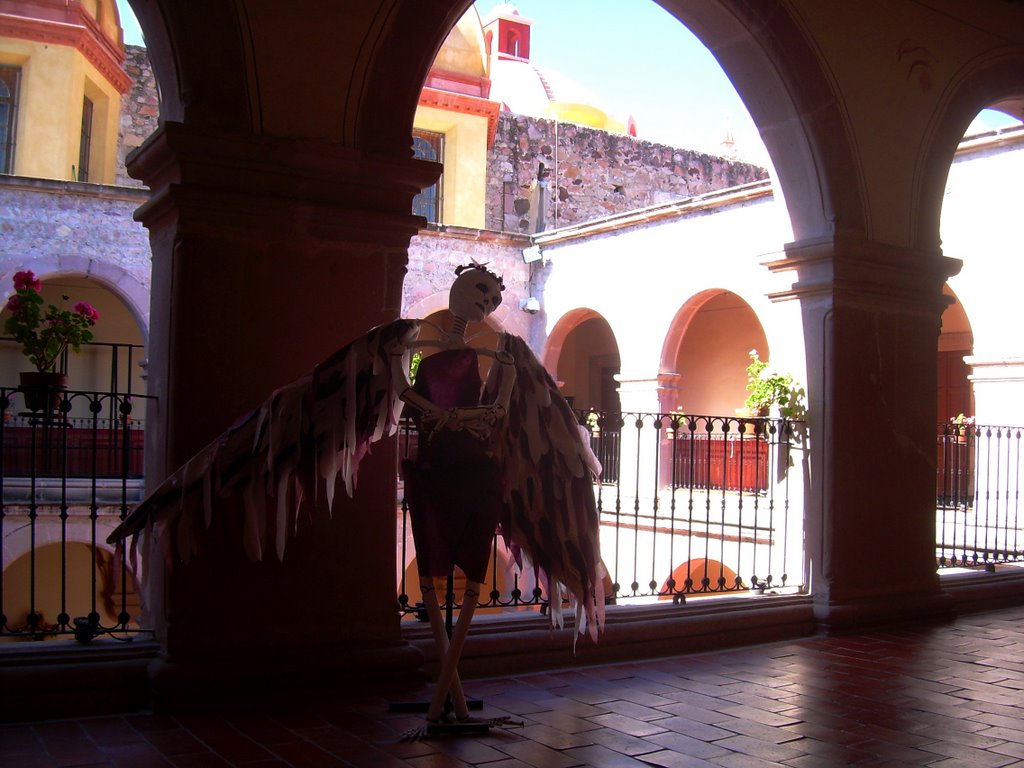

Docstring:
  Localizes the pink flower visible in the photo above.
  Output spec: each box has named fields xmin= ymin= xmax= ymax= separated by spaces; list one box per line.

xmin=73 ymin=302 xmax=99 ymax=323
xmin=13 ymin=271 xmax=41 ymax=292
xmin=5 ymin=295 xmax=23 ymax=313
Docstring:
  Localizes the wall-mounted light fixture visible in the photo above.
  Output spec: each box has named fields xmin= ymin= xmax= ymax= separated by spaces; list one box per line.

xmin=522 ymin=245 xmax=543 ymax=263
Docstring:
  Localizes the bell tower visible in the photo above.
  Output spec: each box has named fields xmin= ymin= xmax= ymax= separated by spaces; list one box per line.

xmin=483 ymin=3 xmax=532 ymax=62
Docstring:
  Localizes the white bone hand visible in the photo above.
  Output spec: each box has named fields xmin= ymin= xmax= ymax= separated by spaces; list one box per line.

xmin=422 ymin=405 xmax=505 ymax=439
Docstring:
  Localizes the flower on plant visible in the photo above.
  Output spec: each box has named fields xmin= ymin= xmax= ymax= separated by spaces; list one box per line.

xmin=950 ymin=413 xmax=975 ymax=426
xmin=13 ymin=271 xmax=41 ymax=292
xmin=3 ymin=270 xmax=99 ymax=373
xmin=73 ymin=302 xmax=100 ymax=323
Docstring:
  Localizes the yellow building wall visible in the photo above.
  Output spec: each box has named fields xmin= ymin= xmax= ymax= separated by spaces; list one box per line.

xmin=413 ymin=105 xmax=490 ymax=229
xmin=0 ymin=39 xmax=122 ymax=184
xmin=433 ymin=9 xmax=488 ymax=79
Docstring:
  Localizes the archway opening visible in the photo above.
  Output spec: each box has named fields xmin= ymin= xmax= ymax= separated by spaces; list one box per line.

xmin=550 ymin=313 xmax=621 ymax=413
xmin=940 ymin=104 xmax=1024 ymax=426
xmin=1 ymin=543 xmax=141 ymax=638
xmin=937 ymin=286 xmax=973 ymax=423
xmin=1 ymin=274 xmax=146 ymax=400
xmin=659 ymin=557 xmax=745 ymax=599
xmin=663 ymin=290 xmax=767 ymax=417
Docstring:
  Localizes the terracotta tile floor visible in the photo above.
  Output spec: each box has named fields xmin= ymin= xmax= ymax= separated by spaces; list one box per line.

xmin=5 ymin=605 xmax=1024 ymax=767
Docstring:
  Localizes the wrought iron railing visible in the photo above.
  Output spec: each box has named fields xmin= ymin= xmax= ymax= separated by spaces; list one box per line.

xmin=397 ymin=412 xmax=808 ymax=619
xmin=11 ymin=400 xmax=1019 ymax=643
xmin=937 ymin=423 xmax=1024 ymax=569
xmin=3 ymin=415 xmax=145 ymax=478
xmin=0 ymin=386 xmax=150 ymax=643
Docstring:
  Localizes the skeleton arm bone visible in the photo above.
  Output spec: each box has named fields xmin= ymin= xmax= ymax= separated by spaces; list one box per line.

xmin=393 ymin=343 xmax=516 ymax=438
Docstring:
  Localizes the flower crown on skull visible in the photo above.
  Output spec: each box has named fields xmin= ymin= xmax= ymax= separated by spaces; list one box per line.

xmin=454 ymin=261 xmax=505 ymax=292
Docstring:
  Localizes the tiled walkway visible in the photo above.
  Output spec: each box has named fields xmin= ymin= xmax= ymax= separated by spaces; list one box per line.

xmin=5 ymin=605 xmax=1024 ymax=767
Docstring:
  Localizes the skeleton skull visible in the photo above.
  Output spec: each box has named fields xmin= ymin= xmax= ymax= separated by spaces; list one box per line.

xmin=449 ymin=267 xmax=503 ymax=323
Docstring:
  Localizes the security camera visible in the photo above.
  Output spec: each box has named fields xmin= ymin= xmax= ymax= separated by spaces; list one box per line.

xmin=520 ymin=297 xmax=541 ymax=314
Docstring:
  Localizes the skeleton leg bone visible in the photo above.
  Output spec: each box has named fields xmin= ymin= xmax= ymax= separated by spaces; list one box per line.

xmin=420 ymin=580 xmax=469 ymax=720
xmin=426 ymin=581 xmax=480 ymax=722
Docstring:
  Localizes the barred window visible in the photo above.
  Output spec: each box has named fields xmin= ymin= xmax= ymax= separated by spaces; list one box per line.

xmin=0 ymin=66 xmax=20 ymax=175
xmin=78 ymin=96 xmax=94 ymax=182
xmin=411 ymin=130 xmax=444 ymax=223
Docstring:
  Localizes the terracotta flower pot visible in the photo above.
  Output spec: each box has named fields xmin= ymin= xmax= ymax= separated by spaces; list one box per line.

xmin=19 ymin=371 xmax=68 ymax=413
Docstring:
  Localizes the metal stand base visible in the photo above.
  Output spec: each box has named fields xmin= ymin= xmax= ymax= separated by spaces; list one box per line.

xmin=426 ymin=719 xmax=491 ymax=736
xmin=387 ymin=698 xmax=483 ymax=714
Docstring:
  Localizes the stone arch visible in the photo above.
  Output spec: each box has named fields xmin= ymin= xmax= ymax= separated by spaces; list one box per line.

xmin=121 ymin=0 xmax=253 ymax=128
xmin=937 ymin=285 xmax=974 ymax=423
xmin=358 ymin=0 xmax=854 ymax=244
xmin=659 ymin=289 xmax=769 ymax=415
xmin=658 ymin=0 xmax=864 ymax=243
xmin=357 ymin=1 xmax=477 ymax=154
xmin=3 ymin=520 xmax=121 ymax=569
xmin=914 ymin=48 xmax=1024 ymax=251
xmin=2 ymin=538 xmax=141 ymax=629
xmin=1 ymin=259 xmax=150 ymax=345
xmin=542 ymin=307 xmax=602 ymax=376
xmin=404 ymin=289 xmax=512 ymax=335
xmin=543 ymin=308 xmax=621 ymax=412
xmin=125 ymin=0 xmax=857 ymax=240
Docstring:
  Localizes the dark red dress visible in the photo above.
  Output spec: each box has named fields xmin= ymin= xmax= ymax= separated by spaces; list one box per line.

xmin=404 ymin=348 xmax=502 ymax=584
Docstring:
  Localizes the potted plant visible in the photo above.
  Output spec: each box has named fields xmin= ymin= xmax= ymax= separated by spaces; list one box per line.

xmin=4 ymin=270 xmax=99 ymax=411
xmin=744 ymin=350 xmax=806 ymax=419
xmin=950 ymin=413 xmax=975 ymax=443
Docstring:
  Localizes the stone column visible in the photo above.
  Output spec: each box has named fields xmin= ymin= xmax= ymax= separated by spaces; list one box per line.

xmin=126 ymin=122 xmax=438 ymax=706
xmin=772 ymin=235 xmax=961 ymax=629
xmin=599 ymin=374 xmax=675 ymax=597
xmin=965 ymin=356 xmax=1024 ymax=427
xmin=615 ymin=374 xmax=677 ymax=495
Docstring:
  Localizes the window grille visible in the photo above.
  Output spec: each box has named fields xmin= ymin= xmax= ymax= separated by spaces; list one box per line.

xmin=411 ymin=130 xmax=444 ymax=223
xmin=78 ymin=96 xmax=94 ymax=182
xmin=0 ymin=66 xmax=20 ymax=174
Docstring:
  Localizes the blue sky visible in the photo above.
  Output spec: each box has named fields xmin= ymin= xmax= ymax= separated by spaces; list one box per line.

xmin=115 ymin=0 xmax=1017 ymax=167
xmin=474 ymin=0 xmax=769 ymax=163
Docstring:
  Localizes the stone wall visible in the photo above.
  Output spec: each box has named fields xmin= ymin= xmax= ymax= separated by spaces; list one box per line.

xmin=405 ymin=226 xmax=535 ymax=340
xmin=116 ymin=46 xmax=158 ymax=188
xmin=0 ymin=177 xmax=151 ymax=292
xmin=113 ymin=48 xmax=768 ymax=240
xmin=5 ymin=44 xmax=769 ymax=349
xmin=486 ymin=113 xmax=769 ymax=233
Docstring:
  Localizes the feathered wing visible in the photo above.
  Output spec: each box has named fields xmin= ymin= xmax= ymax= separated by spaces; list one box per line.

xmin=483 ymin=333 xmax=605 ymax=641
xmin=108 ymin=319 xmax=421 ymax=568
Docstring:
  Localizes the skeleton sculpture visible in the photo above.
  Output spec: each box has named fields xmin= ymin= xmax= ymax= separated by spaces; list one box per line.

xmin=109 ymin=263 xmax=605 ymax=734
xmin=399 ymin=264 xmax=517 ymax=729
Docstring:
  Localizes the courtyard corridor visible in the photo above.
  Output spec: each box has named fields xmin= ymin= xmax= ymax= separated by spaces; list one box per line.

xmin=4 ymin=604 xmax=1024 ymax=767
